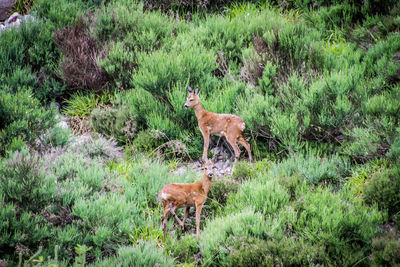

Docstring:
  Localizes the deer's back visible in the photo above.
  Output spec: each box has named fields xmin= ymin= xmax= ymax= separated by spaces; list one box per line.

xmin=199 ymin=112 xmax=245 ymax=135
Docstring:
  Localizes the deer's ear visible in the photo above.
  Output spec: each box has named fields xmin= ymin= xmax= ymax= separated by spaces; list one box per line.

xmin=195 ymin=88 xmax=200 ymax=95
xmin=187 ymin=85 xmax=193 ymax=93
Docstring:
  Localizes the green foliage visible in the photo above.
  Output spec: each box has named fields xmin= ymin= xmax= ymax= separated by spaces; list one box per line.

xmin=133 ymin=129 xmax=165 ymax=153
xmin=345 ymin=159 xmax=387 ymax=196
xmin=2 ymin=0 xmax=400 ymax=265
xmin=200 ymin=208 xmax=276 ymax=266
xmin=40 ymin=126 xmax=71 ymax=149
xmin=363 ymin=166 xmax=400 ymax=219
xmin=371 ymin=229 xmax=400 ymax=266
xmin=0 ymin=198 xmax=52 ymax=264
xmin=63 ymin=93 xmax=106 ymax=118
xmin=67 ymin=135 xmax=122 ymax=163
xmin=226 ymin=176 xmax=289 ymax=216
xmin=232 ymin=161 xmax=257 ymax=181
xmin=0 ymin=20 xmax=64 ymax=102
xmin=91 ymin=105 xmax=136 ymax=144
xmin=0 ymin=89 xmax=56 ymax=154
xmin=284 ymin=187 xmax=384 ymax=265
xmin=271 ymin=153 xmax=350 ymax=184
xmin=0 ymin=151 xmax=55 ymax=212
xmin=98 ymin=41 xmax=136 ymax=89
xmin=91 ymin=242 xmax=175 ymax=267
xmin=165 ymin=235 xmax=199 ymax=264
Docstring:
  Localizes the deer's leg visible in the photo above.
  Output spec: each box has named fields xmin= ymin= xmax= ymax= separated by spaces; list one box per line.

xmin=169 ymin=205 xmax=184 ymax=229
xmin=195 ymin=202 xmax=204 ymax=237
xmin=181 ymin=206 xmax=190 ymax=231
xmin=162 ymin=202 xmax=170 ymax=238
xmin=201 ymin=130 xmax=210 ymax=161
xmin=238 ymin=136 xmax=253 ymax=163
xmin=226 ymin=136 xmax=241 ymax=163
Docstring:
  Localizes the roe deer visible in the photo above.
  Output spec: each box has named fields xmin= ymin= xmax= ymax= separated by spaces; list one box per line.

xmin=184 ymin=85 xmax=253 ymax=163
xmin=159 ymin=159 xmax=216 ymax=237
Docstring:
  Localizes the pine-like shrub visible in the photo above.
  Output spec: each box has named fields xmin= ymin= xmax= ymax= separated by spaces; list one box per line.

xmin=0 ymin=89 xmax=57 ymax=154
xmin=91 ymin=105 xmax=137 ymax=144
xmin=91 ymin=241 xmax=175 ymax=267
xmin=363 ymin=166 xmax=400 ymax=220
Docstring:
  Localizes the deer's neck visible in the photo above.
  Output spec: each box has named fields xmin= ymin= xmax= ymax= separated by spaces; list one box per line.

xmin=201 ymin=175 xmax=212 ymax=195
xmin=193 ymin=103 xmax=207 ymax=120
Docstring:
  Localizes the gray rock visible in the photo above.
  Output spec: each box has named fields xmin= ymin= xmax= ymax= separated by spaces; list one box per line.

xmin=0 ymin=0 xmax=14 ymax=22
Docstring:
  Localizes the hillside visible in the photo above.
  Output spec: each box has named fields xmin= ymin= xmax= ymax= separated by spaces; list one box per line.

xmin=1 ymin=0 xmax=400 ymax=266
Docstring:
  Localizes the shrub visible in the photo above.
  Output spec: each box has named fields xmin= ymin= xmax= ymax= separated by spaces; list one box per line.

xmin=363 ymin=166 xmax=400 ymax=220
xmin=224 ymin=236 xmax=270 ymax=267
xmin=98 ymin=41 xmax=136 ymax=89
xmin=92 ymin=242 xmax=175 ymax=267
xmin=0 ymin=199 xmax=52 ymax=265
xmin=371 ymin=228 xmax=400 ymax=266
xmin=68 ymin=135 xmax=123 ymax=163
xmin=39 ymin=125 xmax=71 ymax=150
xmin=133 ymin=129 xmax=165 ymax=153
xmin=341 ymin=127 xmax=381 ymax=162
xmin=165 ymin=235 xmax=199 ymax=264
xmin=226 ymin=176 xmax=289 ymax=216
xmin=0 ymin=89 xmax=57 ymax=154
xmin=63 ymin=92 xmax=104 ymax=118
xmin=270 ymin=153 xmax=350 ymax=184
xmin=0 ymin=151 xmax=56 ymax=212
xmin=91 ymin=105 xmax=137 ymax=144
xmin=285 ymin=187 xmax=384 ymax=265
xmin=0 ymin=20 xmax=64 ymax=102
xmin=200 ymin=208 xmax=280 ymax=266
xmin=232 ymin=161 xmax=257 ymax=181
xmin=54 ymin=17 xmax=110 ymax=92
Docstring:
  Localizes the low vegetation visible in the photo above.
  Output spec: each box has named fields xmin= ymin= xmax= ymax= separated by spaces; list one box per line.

xmin=1 ymin=0 xmax=400 ymax=266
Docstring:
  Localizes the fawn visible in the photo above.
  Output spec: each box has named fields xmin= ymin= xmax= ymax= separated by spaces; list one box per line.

xmin=184 ymin=85 xmax=253 ymax=163
xmin=159 ymin=159 xmax=216 ymax=237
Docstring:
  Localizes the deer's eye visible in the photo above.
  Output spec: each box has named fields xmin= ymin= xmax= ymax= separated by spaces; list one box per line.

xmin=190 ymin=99 xmax=194 ymax=102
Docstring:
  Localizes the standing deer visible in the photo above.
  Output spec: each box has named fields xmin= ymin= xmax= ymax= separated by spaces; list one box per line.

xmin=184 ymin=85 xmax=253 ymax=163
xmin=159 ymin=159 xmax=216 ymax=237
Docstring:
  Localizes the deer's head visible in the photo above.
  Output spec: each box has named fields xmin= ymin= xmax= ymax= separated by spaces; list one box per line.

xmin=184 ymin=85 xmax=200 ymax=109
xmin=199 ymin=158 xmax=217 ymax=178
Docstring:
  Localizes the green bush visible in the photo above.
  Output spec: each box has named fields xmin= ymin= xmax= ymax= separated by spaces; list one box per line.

xmin=98 ymin=41 xmax=136 ymax=89
xmin=133 ymin=129 xmax=165 ymax=153
xmin=0 ymin=151 xmax=56 ymax=212
xmin=284 ymin=187 xmax=384 ymax=265
xmin=0 ymin=89 xmax=57 ymax=154
xmin=92 ymin=242 xmax=175 ymax=267
xmin=364 ymin=166 xmax=400 ymax=220
xmin=165 ymin=235 xmax=199 ymax=264
xmin=232 ymin=161 xmax=257 ymax=181
xmin=226 ymin=176 xmax=289 ymax=216
xmin=39 ymin=125 xmax=71 ymax=150
xmin=91 ymin=105 xmax=136 ymax=144
xmin=0 ymin=199 xmax=52 ymax=265
xmin=68 ymin=135 xmax=123 ymax=163
xmin=371 ymin=229 xmax=400 ymax=266
xmin=270 ymin=153 xmax=350 ymax=184
xmin=200 ymin=208 xmax=279 ymax=266
xmin=0 ymin=20 xmax=64 ymax=102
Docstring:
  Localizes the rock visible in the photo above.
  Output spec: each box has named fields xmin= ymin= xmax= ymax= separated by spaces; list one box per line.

xmin=0 ymin=0 xmax=14 ymax=22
